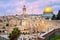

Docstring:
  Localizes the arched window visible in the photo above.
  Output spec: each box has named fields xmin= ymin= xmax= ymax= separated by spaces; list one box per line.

xmin=2 ymin=27 xmax=5 ymax=29
xmin=46 ymin=17 xmax=49 ymax=19
xmin=14 ymin=25 xmax=17 ymax=26
xmin=3 ymin=30 xmax=4 ymax=33
xmin=6 ymin=23 xmax=9 ymax=26
xmin=0 ymin=30 xmax=1 ymax=33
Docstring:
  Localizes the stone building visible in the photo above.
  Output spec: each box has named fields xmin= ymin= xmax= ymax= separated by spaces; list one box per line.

xmin=0 ymin=5 xmax=59 ymax=34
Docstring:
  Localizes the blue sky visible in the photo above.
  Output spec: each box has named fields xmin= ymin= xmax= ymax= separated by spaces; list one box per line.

xmin=0 ymin=0 xmax=60 ymax=16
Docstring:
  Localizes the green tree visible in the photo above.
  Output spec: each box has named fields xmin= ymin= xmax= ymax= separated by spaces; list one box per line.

xmin=52 ymin=14 xmax=56 ymax=20
xmin=56 ymin=10 xmax=60 ymax=20
xmin=50 ymin=35 xmax=60 ymax=40
xmin=9 ymin=27 xmax=21 ymax=40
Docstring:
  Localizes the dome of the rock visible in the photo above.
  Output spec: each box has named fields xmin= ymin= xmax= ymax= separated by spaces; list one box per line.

xmin=44 ymin=6 xmax=53 ymax=13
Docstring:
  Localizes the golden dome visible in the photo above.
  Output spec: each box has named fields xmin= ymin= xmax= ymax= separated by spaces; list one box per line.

xmin=44 ymin=6 xmax=53 ymax=13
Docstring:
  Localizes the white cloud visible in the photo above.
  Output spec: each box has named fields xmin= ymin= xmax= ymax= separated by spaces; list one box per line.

xmin=0 ymin=0 xmax=60 ymax=15
xmin=52 ymin=5 xmax=60 ymax=14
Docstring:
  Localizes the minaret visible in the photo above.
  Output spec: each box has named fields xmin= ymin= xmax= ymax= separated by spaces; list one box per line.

xmin=22 ymin=5 xmax=26 ymax=16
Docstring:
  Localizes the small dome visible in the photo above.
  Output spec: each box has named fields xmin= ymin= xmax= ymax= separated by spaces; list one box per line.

xmin=44 ymin=6 xmax=53 ymax=13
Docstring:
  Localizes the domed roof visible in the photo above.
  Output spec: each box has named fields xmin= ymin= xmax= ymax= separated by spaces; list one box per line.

xmin=44 ymin=6 xmax=53 ymax=13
